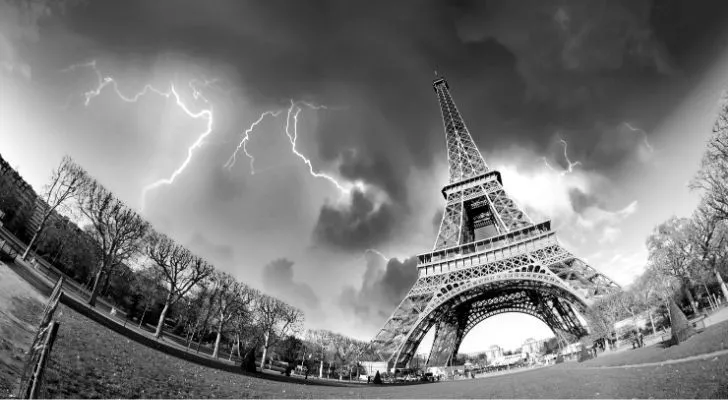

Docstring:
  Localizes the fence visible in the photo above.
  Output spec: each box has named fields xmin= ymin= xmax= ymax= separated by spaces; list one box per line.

xmin=17 ymin=277 xmax=64 ymax=399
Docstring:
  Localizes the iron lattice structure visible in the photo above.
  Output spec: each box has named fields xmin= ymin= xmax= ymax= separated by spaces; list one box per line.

xmin=369 ymin=77 xmax=620 ymax=370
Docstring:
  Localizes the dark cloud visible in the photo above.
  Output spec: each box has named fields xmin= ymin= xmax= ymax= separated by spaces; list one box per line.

xmin=46 ymin=0 xmax=728 ymax=252
xmin=261 ymin=258 xmax=320 ymax=310
xmin=312 ymin=189 xmax=399 ymax=252
xmin=450 ymin=0 xmax=728 ymax=172
xmin=587 ymin=122 xmax=654 ymax=168
xmin=340 ymin=254 xmax=418 ymax=326
xmin=19 ymin=0 xmax=728 ymax=260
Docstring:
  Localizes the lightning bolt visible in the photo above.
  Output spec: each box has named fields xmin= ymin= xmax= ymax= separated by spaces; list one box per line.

xmin=64 ymin=60 xmax=215 ymax=211
xmin=623 ymin=122 xmax=654 ymax=152
xmin=225 ymin=99 xmax=360 ymax=196
xmin=542 ymin=137 xmax=581 ymax=176
xmin=224 ymin=110 xmax=283 ymax=173
xmin=285 ymin=100 xmax=357 ymax=195
xmin=559 ymin=139 xmax=581 ymax=174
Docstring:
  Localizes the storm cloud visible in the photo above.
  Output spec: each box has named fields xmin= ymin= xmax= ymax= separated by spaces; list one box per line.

xmin=34 ymin=0 xmax=728 ymax=254
xmin=3 ymin=0 xmax=728 ymax=340
xmin=339 ymin=253 xmax=418 ymax=327
xmin=261 ymin=258 xmax=320 ymax=310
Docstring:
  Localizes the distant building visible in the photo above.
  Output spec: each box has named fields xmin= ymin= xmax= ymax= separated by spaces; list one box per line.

xmin=484 ymin=345 xmax=503 ymax=363
xmin=521 ymin=337 xmax=549 ymax=356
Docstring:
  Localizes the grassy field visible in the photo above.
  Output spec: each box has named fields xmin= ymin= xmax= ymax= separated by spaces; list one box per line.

xmin=2 ymin=261 xmax=728 ymax=398
xmin=0 ymin=261 xmax=45 ymax=398
xmin=40 ymin=309 xmax=728 ymax=399
xmin=580 ymin=321 xmax=728 ymax=368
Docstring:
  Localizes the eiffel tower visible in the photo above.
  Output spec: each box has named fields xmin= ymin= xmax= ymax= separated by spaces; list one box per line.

xmin=369 ymin=76 xmax=620 ymax=370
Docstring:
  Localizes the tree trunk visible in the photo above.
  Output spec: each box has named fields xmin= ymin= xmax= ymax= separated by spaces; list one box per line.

xmin=139 ymin=302 xmax=149 ymax=328
xmin=101 ymin=271 xmax=113 ymax=297
xmin=702 ymin=283 xmax=715 ymax=310
xmin=196 ymin=331 xmax=205 ymax=353
xmin=683 ymin=281 xmax=698 ymax=315
xmin=648 ymin=311 xmax=656 ymax=335
xmin=155 ymin=293 xmax=173 ymax=338
xmin=715 ymin=268 xmax=728 ymax=304
xmin=236 ymin=334 xmax=241 ymax=358
xmin=21 ymin=215 xmax=47 ymax=260
xmin=187 ymin=330 xmax=196 ymax=350
xmin=87 ymin=266 xmax=105 ymax=307
xmin=260 ymin=332 xmax=269 ymax=370
xmin=85 ymin=274 xmax=94 ymax=290
xmin=212 ymin=319 xmax=224 ymax=358
xmin=319 ymin=359 xmax=323 ymax=378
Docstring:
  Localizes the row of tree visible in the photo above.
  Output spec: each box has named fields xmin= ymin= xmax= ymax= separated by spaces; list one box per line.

xmin=1 ymin=155 xmax=307 ymax=371
xmin=302 ymin=329 xmax=371 ymax=379
xmin=586 ymin=93 xmax=728 ymax=344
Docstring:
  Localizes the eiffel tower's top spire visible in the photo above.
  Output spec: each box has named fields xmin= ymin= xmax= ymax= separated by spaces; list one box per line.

xmin=433 ymin=76 xmax=489 ymax=183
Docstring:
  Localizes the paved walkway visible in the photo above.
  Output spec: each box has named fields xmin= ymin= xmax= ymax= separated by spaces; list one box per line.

xmin=575 ymin=348 xmax=728 ymax=369
xmin=706 ymin=306 xmax=728 ymax=326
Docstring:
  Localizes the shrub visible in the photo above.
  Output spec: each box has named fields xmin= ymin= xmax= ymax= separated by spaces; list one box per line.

xmin=373 ymin=370 xmax=382 ymax=384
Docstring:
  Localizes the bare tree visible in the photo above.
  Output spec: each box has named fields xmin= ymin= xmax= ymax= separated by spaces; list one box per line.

xmin=186 ymin=278 xmax=219 ymax=351
xmin=77 ymin=178 xmax=149 ymax=306
xmin=147 ymin=231 xmax=214 ymax=338
xmin=210 ymin=272 xmax=250 ymax=358
xmin=232 ymin=287 xmax=262 ymax=372
xmin=22 ymin=156 xmax=87 ymax=260
xmin=692 ymin=93 xmax=728 ymax=220
xmin=646 ymin=217 xmax=699 ymax=314
xmin=629 ymin=267 xmax=674 ymax=334
xmin=690 ymin=203 xmax=728 ymax=302
xmin=132 ymin=265 xmax=166 ymax=328
xmin=584 ymin=291 xmax=626 ymax=343
xmin=257 ymin=295 xmax=304 ymax=370
xmin=305 ymin=329 xmax=331 ymax=378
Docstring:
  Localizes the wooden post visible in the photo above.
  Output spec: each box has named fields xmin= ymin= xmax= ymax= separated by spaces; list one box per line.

xmin=26 ymin=322 xmax=60 ymax=399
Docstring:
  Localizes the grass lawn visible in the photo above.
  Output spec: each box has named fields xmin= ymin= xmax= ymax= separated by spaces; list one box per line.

xmin=3 ymin=261 xmax=728 ymax=398
xmin=0 ymin=261 xmax=45 ymax=398
xmin=579 ymin=321 xmax=728 ymax=368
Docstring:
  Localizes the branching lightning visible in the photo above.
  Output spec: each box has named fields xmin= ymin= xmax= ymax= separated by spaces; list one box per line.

xmin=226 ymin=99 xmax=361 ymax=196
xmin=559 ymin=139 xmax=581 ymax=174
xmin=285 ymin=100 xmax=359 ymax=195
xmin=542 ymin=137 xmax=581 ymax=176
xmin=64 ymin=60 xmax=215 ymax=211
xmin=224 ymin=110 xmax=283 ymax=173
xmin=623 ymin=122 xmax=654 ymax=152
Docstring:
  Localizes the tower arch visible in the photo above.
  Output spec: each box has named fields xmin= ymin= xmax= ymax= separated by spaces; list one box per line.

xmin=391 ymin=274 xmax=589 ymax=367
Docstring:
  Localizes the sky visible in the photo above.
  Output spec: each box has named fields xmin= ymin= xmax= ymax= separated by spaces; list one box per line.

xmin=2 ymin=0 xmax=728 ymax=355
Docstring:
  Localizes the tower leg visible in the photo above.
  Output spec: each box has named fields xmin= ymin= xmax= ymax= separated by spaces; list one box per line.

xmin=552 ymin=298 xmax=586 ymax=337
xmin=426 ymin=318 xmax=463 ymax=367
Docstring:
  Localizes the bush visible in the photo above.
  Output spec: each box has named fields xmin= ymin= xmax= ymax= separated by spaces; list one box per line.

xmin=373 ymin=371 xmax=382 ymax=384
